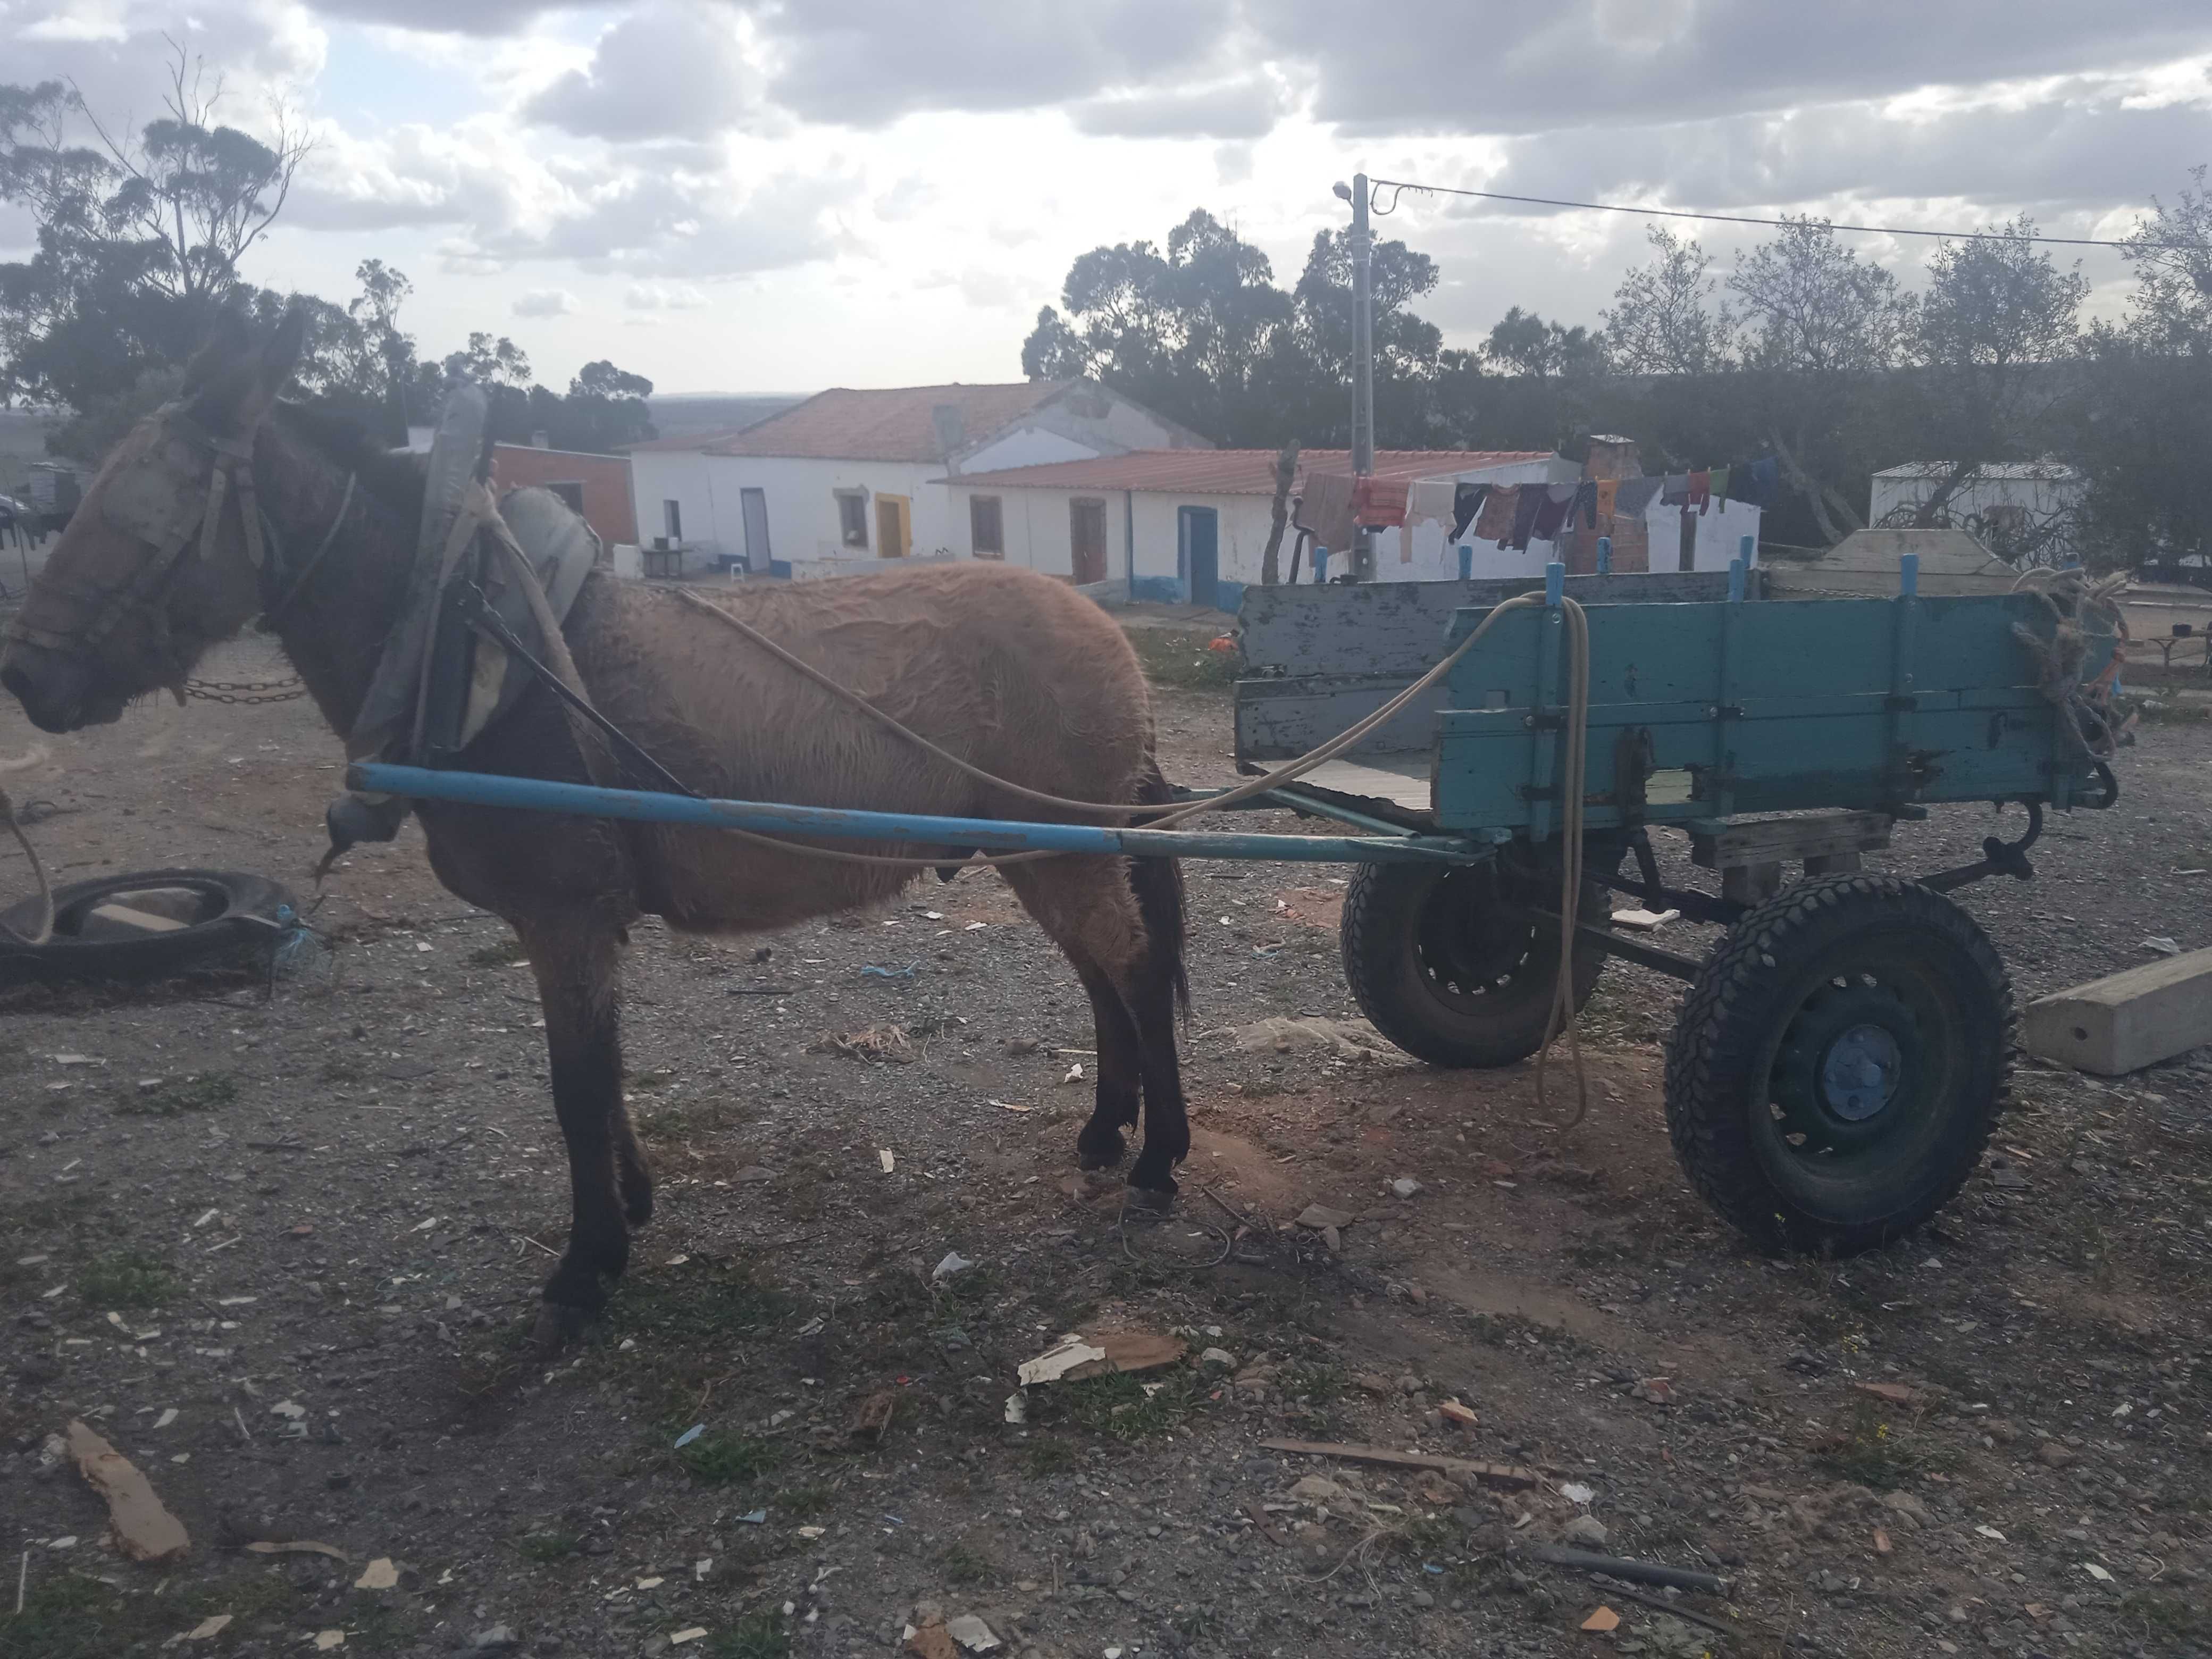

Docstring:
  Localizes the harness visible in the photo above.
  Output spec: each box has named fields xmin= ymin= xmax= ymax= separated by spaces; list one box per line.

xmin=1 ymin=403 xmax=356 ymax=659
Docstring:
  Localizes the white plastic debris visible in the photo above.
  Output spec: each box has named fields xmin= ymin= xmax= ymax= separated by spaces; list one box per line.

xmin=946 ymin=1614 xmax=1001 ymax=1652
xmin=878 ymin=1149 xmax=895 ymax=1173
xmin=932 ymin=1251 xmax=975 ymax=1283
xmin=1018 ymin=1333 xmax=1108 ymax=1387
xmin=1062 ymin=1063 xmax=1084 ymax=1084
xmin=1003 ymin=1393 xmax=1027 ymax=1425
xmin=1560 ymin=1482 xmax=1596 ymax=1505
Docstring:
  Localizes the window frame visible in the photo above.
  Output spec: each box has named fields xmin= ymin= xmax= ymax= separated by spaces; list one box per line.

xmin=834 ymin=489 xmax=870 ymax=550
xmin=970 ymin=493 xmax=1005 ymax=559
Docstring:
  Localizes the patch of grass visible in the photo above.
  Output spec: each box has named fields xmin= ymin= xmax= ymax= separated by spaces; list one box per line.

xmin=1126 ymin=625 xmax=1239 ymax=691
xmin=773 ymin=1481 xmax=835 ymax=1518
xmin=1053 ymin=1368 xmax=1193 ymax=1444
xmin=625 ymin=1066 xmax=681 ymax=1092
xmin=709 ymin=1613 xmax=792 ymax=1659
xmin=635 ymin=1098 xmax=754 ymax=1143
xmin=2 ymin=1568 xmax=299 ymax=1659
xmin=79 ymin=1249 xmax=175 ymax=1308
xmin=611 ymin=1261 xmax=794 ymax=1347
xmin=1808 ymin=1398 xmax=1961 ymax=1492
xmin=316 ymin=1055 xmax=366 ymax=1084
xmin=1021 ymin=1438 xmax=1078 ymax=1477
xmin=467 ymin=935 xmax=529 ymax=967
xmin=518 ymin=1531 xmax=580 ymax=1562
xmin=1278 ymin=1362 xmax=1345 ymax=1404
xmin=941 ymin=1536 xmax=995 ymax=1585
xmin=113 ymin=1071 xmax=237 ymax=1117
xmin=2122 ymin=1589 xmax=2212 ymax=1642
xmin=678 ymin=1431 xmax=783 ymax=1485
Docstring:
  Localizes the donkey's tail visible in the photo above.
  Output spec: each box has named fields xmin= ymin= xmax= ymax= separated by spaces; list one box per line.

xmin=1127 ymin=757 xmax=1189 ymax=1016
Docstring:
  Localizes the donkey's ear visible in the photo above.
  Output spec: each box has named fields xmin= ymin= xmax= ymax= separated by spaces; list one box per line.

xmin=182 ymin=306 xmax=255 ymax=392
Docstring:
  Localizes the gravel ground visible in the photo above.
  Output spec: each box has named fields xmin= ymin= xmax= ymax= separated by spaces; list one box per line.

xmin=2 ymin=630 xmax=2208 ymax=1659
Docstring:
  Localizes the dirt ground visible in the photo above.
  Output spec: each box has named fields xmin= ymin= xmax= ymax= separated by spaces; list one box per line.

xmin=2 ymin=627 xmax=2209 ymax=1659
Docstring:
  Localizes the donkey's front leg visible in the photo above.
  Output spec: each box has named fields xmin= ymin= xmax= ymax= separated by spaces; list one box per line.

xmin=518 ymin=917 xmax=642 ymax=1349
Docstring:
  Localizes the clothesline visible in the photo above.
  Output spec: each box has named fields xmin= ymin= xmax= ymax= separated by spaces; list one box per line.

xmin=1303 ymin=455 xmax=1781 ymax=556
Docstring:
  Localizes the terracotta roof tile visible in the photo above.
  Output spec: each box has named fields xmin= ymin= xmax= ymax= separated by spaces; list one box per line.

xmin=631 ymin=383 xmax=1073 ymax=462
xmin=944 ymin=448 xmax=1555 ymax=496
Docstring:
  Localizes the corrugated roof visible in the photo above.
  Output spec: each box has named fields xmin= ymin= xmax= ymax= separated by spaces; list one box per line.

xmin=629 ymin=382 xmax=1071 ymax=462
xmin=944 ymin=448 xmax=1554 ymax=495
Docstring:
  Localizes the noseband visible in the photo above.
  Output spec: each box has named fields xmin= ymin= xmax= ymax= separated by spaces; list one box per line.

xmin=3 ymin=405 xmax=354 ymax=656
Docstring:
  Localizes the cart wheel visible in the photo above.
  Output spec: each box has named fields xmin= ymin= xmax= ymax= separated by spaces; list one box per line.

xmin=1665 ymin=873 xmax=2012 ymax=1255
xmin=1340 ymin=859 xmax=1607 ymax=1068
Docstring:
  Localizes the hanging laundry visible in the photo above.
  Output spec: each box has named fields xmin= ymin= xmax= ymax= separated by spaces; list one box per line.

xmin=1615 ymin=476 xmax=1665 ymax=517
xmin=1301 ymin=471 xmax=1358 ymax=560
xmin=1594 ymin=479 xmax=1619 ymax=524
xmin=1507 ymin=485 xmax=1544 ymax=550
xmin=1729 ymin=456 xmax=1779 ymax=507
xmin=1687 ymin=470 xmax=1711 ymax=514
xmin=1572 ymin=480 xmax=1599 ymax=529
xmin=1476 ymin=483 xmax=1519 ymax=543
xmin=1661 ymin=473 xmax=1691 ymax=507
xmin=1530 ymin=482 xmax=1576 ymax=543
xmin=1406 ymin=477 xmax=1457 ymax=529
xmin=1707 ymin=465 xmax=1731 ymax=510
xmin=1354 ymin=475 xmax=1409 ymax=528
xmin=1450 ymin=481 xmax=1488 ymax=541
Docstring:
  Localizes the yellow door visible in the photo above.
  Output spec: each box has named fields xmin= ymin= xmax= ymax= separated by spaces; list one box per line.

xmin=875 ymin=494 xmax=911 ymax=557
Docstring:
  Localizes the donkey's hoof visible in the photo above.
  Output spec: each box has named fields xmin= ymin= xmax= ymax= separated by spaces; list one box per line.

xmin=1076 ymin=1124 xmax=1127 ymax=1170
xmin=530 ymin=1301 xmax=591 ymax=1356
xmin=1124 ymin=1181 xmax=1177 ymax=1214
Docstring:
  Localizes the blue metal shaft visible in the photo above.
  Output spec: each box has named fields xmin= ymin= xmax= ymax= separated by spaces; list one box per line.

xmin=349 ymin=763 xmax=1486 ymax=866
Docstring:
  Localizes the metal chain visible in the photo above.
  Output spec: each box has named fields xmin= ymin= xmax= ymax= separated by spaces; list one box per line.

xmin=182 ymin=675 xmax=309 ymax=706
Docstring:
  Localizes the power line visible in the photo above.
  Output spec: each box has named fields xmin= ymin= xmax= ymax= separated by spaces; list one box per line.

xmin=1364 ymin=177 xmax=2210 ymax=253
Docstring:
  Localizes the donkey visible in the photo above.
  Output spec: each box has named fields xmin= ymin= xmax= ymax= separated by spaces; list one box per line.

xmin=1 ymin=311 xmax=1191 ymax=1346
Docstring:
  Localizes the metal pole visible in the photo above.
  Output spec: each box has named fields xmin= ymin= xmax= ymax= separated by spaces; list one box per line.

xmin=1350 ymin=171 xmax=1376 ymax=583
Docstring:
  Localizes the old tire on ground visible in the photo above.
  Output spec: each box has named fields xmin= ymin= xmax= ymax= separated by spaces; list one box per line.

xmin=1664 ymin=872 xmax=2012 ymax=1255
xmin=1340 ymin=859 xmax=1607 ymax=1068
xmin=0 ymin=869 xmax=295 ymax=985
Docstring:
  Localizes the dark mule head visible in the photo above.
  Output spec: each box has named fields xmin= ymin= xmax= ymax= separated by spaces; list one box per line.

xmin=1 ymin=307 xmax=306 ymax=732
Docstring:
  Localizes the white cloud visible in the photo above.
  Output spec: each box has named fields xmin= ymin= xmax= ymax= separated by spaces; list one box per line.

xmin=624 ymin=280 xmax=708 ymax=309
xmin=522 ymin=1 xmax=767 ymax=142
xmin=1070 ymin=77 xmax=1286 ymax=140
xmin=512 ymin=286 xmax=578 ymax=315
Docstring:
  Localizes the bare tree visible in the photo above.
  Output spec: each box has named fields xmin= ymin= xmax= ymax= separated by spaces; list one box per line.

xmin=1258 ymin=438 xmax=1299 ymax=585
xmin=1602 ymin=225 xmax=1734 ymax=376
xmin=71 ymin=37 xmax=312 ymax=318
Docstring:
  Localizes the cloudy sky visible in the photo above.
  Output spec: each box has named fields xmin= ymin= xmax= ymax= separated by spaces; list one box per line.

xmin=4 ymin=0 xmax=2209 ymax=396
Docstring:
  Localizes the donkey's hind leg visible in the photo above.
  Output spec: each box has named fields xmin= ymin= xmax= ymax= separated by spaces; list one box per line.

xmin=1003 ymin=855 xmax=1188 ymax=1200
xmin=1071 ymin=962 xmax=1142 ymax=1170
xmin=516 ymin=915 xmax=637 ymax=1348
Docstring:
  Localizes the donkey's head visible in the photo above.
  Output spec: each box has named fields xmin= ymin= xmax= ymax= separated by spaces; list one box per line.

xmin=1 ymin=307 xmax=306 ymax=732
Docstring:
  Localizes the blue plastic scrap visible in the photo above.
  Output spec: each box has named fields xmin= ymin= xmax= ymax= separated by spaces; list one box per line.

xmin=736 ymin=1509 xmax=767 ymax=1524
xmin=674 ymin=1423 xmax=705 ymax=1448
xmin=860 ymin=963 xmax=919 ymax=979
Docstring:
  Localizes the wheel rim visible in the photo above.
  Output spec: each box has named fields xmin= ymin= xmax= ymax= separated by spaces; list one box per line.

xmin=1410 ymin=866 xmax=1545 ymax=1009
xmin=1755 ymin=936 xmax=1967 ymax=1216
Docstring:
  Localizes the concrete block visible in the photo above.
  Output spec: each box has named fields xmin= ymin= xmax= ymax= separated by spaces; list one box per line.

xmin=2022 ymin=947 xmax=2212 ymax=1075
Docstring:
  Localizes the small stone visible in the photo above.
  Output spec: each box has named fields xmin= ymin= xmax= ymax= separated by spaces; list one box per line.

xmin=1562 ymin=1515 xmax=1608 ymax=1548
xmin=1390 ymin=1177 xmax=1421 ymax=1198
xmin=2038 ymin=1442 xmax=2077 ymax=1469
xmin=470 ymin=1627 xmax=521 ymax=1653
xmin=1410 ymin=1589 xmax=1434 ymax=1609
xmin=1199 ymin=1347 xmax=1236 ymax=1369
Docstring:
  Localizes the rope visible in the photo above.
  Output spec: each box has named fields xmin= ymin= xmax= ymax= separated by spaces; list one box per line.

xmin=1532 ymin=598 xmax=1592 ymax=1132
xmin=0 ymin=748 xmax=55 ymax=947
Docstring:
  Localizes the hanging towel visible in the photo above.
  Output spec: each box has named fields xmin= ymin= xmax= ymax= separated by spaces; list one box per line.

xmin=1687 ymin=470 xmax=1711 ymax=514
xmin=1451 ymin=481 xmax=1488 ymax=540
xmin=1708 ymin=466 xmax=1731 ymax=510
xmin=1354 ymin=475 xmax=1409 ymax=528
xmin=1615 ymin=476 xmax=1664 ymax=517
xmin=1507 ymin=485 xmax=1545 ymax=550
xmin=1530 ymin=482 xmax=1575 ymax=542
xmin=1661 ymin=473 xmax=1691 ymax=507
xmin=1477 ymin=483 xmax=1519 ymax=542
xmin=1301 ymin=471 xmax=1358 ymax=560
xmin=1594 ymin=479 xmax=1620 ymax=525
xmin=1572 ymin=480 xmax=1599 ymax=529
xmin=1406 ymin=477 xmax=1457 ymax=529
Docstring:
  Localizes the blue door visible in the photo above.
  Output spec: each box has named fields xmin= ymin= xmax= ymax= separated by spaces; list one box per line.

xmin=1179 ymin=506 xmax=1219 ymax=608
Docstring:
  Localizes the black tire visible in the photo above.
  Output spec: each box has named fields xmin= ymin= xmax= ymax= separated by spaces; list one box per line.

xmin=1664 ymin=873 xmax=2012 ymax=1255
xmin=1340 ymin=858 xmax=1608 ymax=1068
xmin=0 ymin=869 xmax=296 ymax=985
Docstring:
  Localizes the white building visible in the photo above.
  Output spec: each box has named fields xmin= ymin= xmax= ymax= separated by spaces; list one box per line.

xmin=935 ymin=448 xmax=1770 ymax=611
xmin=623 ymin=381 xmax=1206 ymax=578
xmin=1869 ymin=460 xmax=2082 ymax=566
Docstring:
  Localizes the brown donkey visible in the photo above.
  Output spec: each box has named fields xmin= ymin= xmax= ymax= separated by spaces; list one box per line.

xmin=1 ymin=312 xmax=1191 ymax=1345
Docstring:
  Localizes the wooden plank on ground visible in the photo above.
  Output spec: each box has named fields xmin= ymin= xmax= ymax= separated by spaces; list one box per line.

xmin=1259 ymin=1436 xmax=1537 ymax=1490
xmin=2022 ymin=948 xmax=2212 ymax=1076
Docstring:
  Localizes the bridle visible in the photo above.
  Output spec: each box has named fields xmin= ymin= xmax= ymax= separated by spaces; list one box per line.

xmin=3 ymin=402 xmax=357 ymax=658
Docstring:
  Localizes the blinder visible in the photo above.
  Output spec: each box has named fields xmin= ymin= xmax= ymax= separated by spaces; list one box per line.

xmin=6 ymin=405 xmax=264 ymax=657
